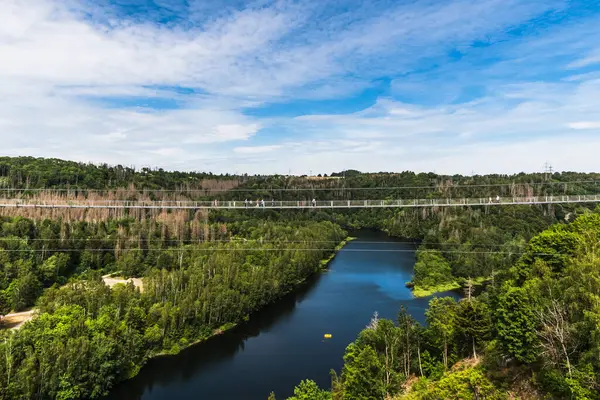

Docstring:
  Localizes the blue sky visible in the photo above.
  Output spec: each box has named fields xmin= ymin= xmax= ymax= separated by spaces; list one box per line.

xmin=2 ymin=0 xmax=600 ymax=174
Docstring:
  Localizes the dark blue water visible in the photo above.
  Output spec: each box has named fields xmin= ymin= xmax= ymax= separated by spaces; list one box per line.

xmin=106 ymin=231 xmax=460 ymax=400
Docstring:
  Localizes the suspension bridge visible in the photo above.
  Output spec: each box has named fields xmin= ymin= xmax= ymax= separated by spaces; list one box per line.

xmin=0 ymin=194 xmax=599 ymax=209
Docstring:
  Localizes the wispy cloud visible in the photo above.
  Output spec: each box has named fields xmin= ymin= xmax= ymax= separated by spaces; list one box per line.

xmin=1 ymin=0 xmax=600 ymax=173
xmin=234 ymin=145 xmax=282 ymax=154
xmin=568 ymin=121 xmax=600 ymax=130
xmin=567 ymin=53 xmax=600 ymax=69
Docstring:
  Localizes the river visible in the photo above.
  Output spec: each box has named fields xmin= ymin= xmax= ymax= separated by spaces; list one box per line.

xmin=106 ymin=230 xmax=460 ymax=400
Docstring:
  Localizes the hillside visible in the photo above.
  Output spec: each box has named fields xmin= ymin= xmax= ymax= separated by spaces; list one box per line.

xmin=280 ymin=208 xmax=600 ymax=399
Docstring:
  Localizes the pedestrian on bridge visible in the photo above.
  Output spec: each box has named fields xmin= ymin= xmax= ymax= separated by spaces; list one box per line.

xmin=312 ymin=198 xmax=316 ymax=207
xmin=244 ymin=199 xmax=248 ymax=208
xmin=261 ymin=199 xmax=265 ymax=208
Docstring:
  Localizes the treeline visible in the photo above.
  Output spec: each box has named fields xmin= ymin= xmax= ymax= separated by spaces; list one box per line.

xmin=278 ymin=209 xmax=600 ymax=399
xmin=3 ymin=157 xmax=600 ymax=203
xmin=0 ymin=220 xmax=346 ymax=399
xmin=0 ymin=156 xmax=240 ymax=191
xmin=222 ymin=170 xmax=600 ymax=202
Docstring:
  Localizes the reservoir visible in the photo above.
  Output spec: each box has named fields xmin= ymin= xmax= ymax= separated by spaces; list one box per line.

xmin=106 ymin=230 xmax=460 ymax=400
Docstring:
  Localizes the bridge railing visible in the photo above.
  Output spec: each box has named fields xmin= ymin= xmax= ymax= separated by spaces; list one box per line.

xmin=0 ymin=194 xmax=599 ymax=209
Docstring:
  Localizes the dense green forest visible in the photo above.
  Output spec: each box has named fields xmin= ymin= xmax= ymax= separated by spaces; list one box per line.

xmin=0 ymin=215 xmax=233 ymax=313
xmin=277 ymin=209 xmax=600 ymax=399
xmin=0 ymin=220 xmax=346 ymax=399
xmin=394 ymin=204 xmax=572 ymax=296
xmin=0 ymin=157 xmax=241 ymax=190
xmin=2 ymin=157 xmax=600 ymax=399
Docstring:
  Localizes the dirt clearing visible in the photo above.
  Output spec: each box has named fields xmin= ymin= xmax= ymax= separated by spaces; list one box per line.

xmin=102 ymin=274 xmax=144 ymax=292
xmin=1 ymin=309 xmax=35 ymax=330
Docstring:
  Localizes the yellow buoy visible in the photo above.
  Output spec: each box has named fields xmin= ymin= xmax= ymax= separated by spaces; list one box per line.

xmin=324 ymin=333 xmax=332 ymax=339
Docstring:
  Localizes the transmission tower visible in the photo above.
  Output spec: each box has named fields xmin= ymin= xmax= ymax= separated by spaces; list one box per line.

xmin=544 ymin=162 xmax=553 ymax=181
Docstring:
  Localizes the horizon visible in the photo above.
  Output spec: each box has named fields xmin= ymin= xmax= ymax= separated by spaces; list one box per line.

xmin=2 ymin=0 xmax=600 ymax=175
xmin=2 ymin=155 xmax=594 ymax=177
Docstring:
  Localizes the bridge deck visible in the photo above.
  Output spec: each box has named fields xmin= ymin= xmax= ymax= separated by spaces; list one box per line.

xmin=0 ymin=195 xmax=599 ymax=209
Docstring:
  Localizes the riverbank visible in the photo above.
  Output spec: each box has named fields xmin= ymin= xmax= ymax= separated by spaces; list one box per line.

xmin=410 ymin=276 xmax=488 ymax=298
xmin=104 ymin=229 xmax=435 ymax=400
xmin=411 ymin=282 xmax=462 ymax=298
xmin=2 ymin=237 xmax=349 ymax=333
xmin=320 ymin=236 xmax=356 ymax=268
xmin=110 ymin=236 xmax=354 ymax=384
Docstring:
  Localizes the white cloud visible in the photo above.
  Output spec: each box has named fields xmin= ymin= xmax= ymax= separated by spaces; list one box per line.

xmin=244 ymin=74 xmax=600 ymax=174
xmin=314 ymin=79 xmax=600 ymax=140
xmin=1 ymin=0 xmax=599 ymax=175
xmin=215 ymin=124 xmax=261 ymax=140
xmin=0 ymin=0 xmax=561 ymax=96
xmin=93 ymin=130 xmax=128 ymax=142
xmin=568 ymin=121 xmax=600 ymax=130
xmin=228 ymin=134 xmax=600 ymax=176
xmin=233 ymin=145 xmax=282 ymax=154
xmin=567 ymin=53 xmax=600 ymax=69
xmin=184 ymin=123 xmax=261 ymax=144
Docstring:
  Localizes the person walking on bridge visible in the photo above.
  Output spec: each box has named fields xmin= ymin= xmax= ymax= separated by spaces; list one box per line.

xmin=312 ymin=198 xmax=316 ymax=207
xmin=261 ymin=199 xmax=265 ymax=208
xmin=244 ymin=199 xmax=248 ymax=208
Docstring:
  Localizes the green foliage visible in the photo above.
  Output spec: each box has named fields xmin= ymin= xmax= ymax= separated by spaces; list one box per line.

xmin=493 ymin=284 xmax=538 ymax=363
xmin=286 ymin=380 xmax=331 ymax=400
xmin=512 ymin=227 xmax=581 ymax=281
xmin=425 ymin=297 xmax=457 ymax=369
xmin=340 ymin=343 xmax=385 ymax=400
xmin=0 ymin=220 xmax=347 ymax=399
xmin=6 ymin=272 xmax=41 ymax=311
xmin=420 ymin=350 xmax=444 ymax=380
xmin=454 ymin=299 xmax=492 ymax=358
xmin=412 ymin=251 xmax=454 ymax=288
xmin=39 ymin=253 xmax=69 ymax=285
xmin=358 ymin=318 xmax=404 ymax=394
xmin=0 ymin=290 xmax=10 ymax=318
xmin=0 ymin=156 xmax=236 ymax=190
xmin=564 ymin=363 xmax=599 ymax=400
xmin=400 ymin=365 xmax=506 ymax=400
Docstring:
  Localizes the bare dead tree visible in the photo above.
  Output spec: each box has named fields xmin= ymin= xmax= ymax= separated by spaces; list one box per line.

xmin=464 ymin=277 xmax=474 ymax=301
xmin=366 ymin=311 xmax=379 ymax=330
xmin=536 ymin=299 xmax=575 ymax=377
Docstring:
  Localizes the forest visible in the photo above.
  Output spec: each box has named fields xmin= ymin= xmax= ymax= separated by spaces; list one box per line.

xmin=278 ymin=208 xmax=600 ymax=399
xmin=2 ymin=157 xmax=600 ymax=399
xmin=0 ymin=214 xmax=346 ymax=399
xmin=0 ymin=157 xmax=239 ymax=190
